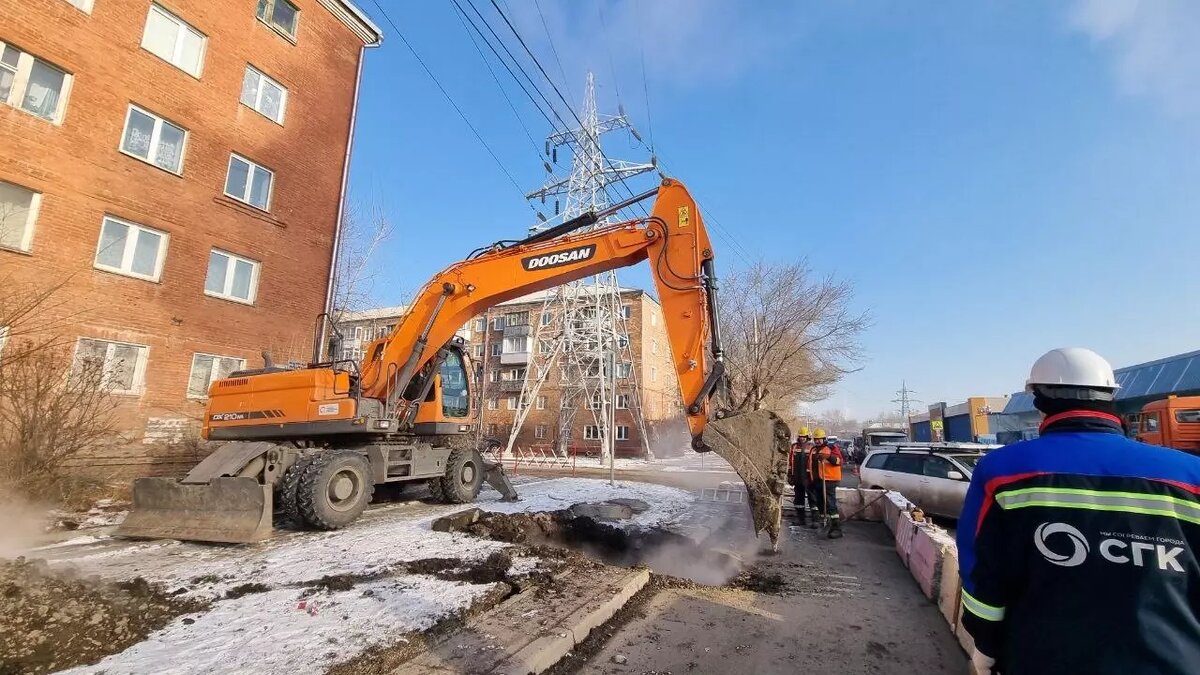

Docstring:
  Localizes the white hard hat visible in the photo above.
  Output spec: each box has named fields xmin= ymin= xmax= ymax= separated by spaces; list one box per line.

xmin=1025 ymin=347 xmax=1118 ymax=393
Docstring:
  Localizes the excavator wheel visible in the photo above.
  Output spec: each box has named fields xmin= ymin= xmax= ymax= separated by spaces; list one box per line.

xmin=275 ymin=453 xmax=318 ymax=528
xmin=438 ymin=448 xmax=485 ymax=504
xmin=296 ymin=450 xmax=375 ymax=530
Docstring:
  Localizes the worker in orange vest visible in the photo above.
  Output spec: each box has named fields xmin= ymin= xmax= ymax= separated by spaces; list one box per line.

xmin=812 ymin=428 xmax=844 ymax=539
xmin=789 ymin=428 xmax=813 ymax=524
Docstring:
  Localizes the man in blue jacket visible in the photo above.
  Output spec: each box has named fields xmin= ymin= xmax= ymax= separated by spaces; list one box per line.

xmin=957 ymin=347 xmax=1200 ymax=674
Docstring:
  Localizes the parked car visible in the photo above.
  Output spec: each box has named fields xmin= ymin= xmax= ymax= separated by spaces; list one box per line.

xmin=858 ymin=442 xmax=999 ymax=519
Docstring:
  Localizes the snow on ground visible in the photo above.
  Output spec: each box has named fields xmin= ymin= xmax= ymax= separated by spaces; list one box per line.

xmin=33 ymin=478 xmax=695 ymax=675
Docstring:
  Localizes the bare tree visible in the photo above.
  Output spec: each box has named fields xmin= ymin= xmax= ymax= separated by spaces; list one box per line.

xmin=0 ymin=274 xmax=79 ymax=366
xmin=720 ymin=260 xmax=868 ymax=413
xmin=331 ymin=200 xmax=394 ymax=320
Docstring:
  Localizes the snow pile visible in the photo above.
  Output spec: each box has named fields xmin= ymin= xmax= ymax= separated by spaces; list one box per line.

xmin=480 ymin=477 xmax=693 ymax=528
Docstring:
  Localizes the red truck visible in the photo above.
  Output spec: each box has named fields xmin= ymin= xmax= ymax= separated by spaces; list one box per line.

xmin=1135 ymin=395 xmax=1200 ymax=455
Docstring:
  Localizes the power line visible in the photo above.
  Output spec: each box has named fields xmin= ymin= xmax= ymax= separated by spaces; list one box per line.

xmin=369 ymin=0 xmax=531 ymax=206
xmin=448 ymin=0 xmax=543 ymax=160
xmin=635 ymin=16 xmax=654 ymax=151
xmin=533 ymin=0 xmax=574 ymax=104
xmin=594 ymin=0 xmax=623 ymax=109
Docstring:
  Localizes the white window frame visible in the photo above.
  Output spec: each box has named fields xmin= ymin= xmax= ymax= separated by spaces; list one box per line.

xmin=534 ymin=424 xmax=546 ymax=440
xmin=256 ymin=0 xmax=300 ymax=40
xmin=489 ymin=369 xmax=501 ymax=383
xmin=621 ymin=304 xmax=632 ymax=319
xmin=0 ymin=180 xmax=41 ymax=252
xmin=507 ymin=396 xmax=517 ymax=410
xmin=491 ymin=342 xmax=502 ymax=357
xmin=487 ymin=398 xmax=498 ymax=411
xmin=224 ymin=153 xmax=274 ymax=211
xmin=141 ymin=4 xmax=207 ymax=78
xmin=492 ymin=316 xmax=505 ymax=330
xmin=73 ymin=338 xmax=150 ymax=395
xmin=616 ymin=425 xmax=629 ymax=441
xmin=651 ymin=312 xmax=658 ymax=326
xmin=540 ymin=311 xmax=552 ymax=326
xmin=651 ymin=339 xmax=658 ymax=355
xmin=0 ymin=42 xmax=74 ymax=124
xmin=119 ymin=104 xmax=188 ymax=174
xmin=205 ymin=248 xmax=260 ymax=305
xmin=474 ymin=318 xmax=486 ymax=332
xmin=616 ymin=394 xmax=629 ymax=410
xmin=240 ymin=65 xmax=287 ymax=124
xmin=584 ymin=425 xmax=600 ymax=440
xmin=473 ymin=344 xmax=484 ymax=358
xmin=651 ymin=366 xmax=658 ymax=382
xmin=187 ymin=352 xmax=245 ymax=399
xmin=589 ymin=394 xmax=602 ymax=410
xmin=536 ymin=395 xmax=546 ymax=410
xmin=618 ymin=363 xmax=632 ymax=379
xmin=67 ymin=0 xmax=95 ymax=12
xmin=93 ymin=215 xmax=169 ymax=282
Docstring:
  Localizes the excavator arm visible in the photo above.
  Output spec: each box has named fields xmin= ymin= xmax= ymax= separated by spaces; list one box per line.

xmin=358 ymin=178 xmax=724 ymax=440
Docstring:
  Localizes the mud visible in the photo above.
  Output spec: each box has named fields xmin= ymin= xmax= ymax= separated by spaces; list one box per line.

xmin=224 ymin=582 xmax=270 ymax=599
xmin=402 ymin=551 xmax=515 ymax=585
xmin=452 ymin=509 xmax=746 ymax=585
xmin=0 ymin=557 xmax=206 ymax=674
xmin=731 ymin=568 xmax=788 ymax=594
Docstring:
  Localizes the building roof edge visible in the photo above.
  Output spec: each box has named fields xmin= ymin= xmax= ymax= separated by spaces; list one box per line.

xmin=318 ymin=0 xmax=383 ymax=45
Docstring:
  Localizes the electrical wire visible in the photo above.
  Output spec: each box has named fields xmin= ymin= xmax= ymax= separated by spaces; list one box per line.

xmin=635 ymin=16 xmax=655 ymax=151
xmin=534 ymin=0 xmax=574 ymax=105
xmin=595 ymin=0 xmax=623 ymax=110
xmin=369 ymin=0 xmax=532 ymax=207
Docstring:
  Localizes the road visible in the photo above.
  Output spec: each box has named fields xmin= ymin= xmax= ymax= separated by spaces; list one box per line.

xmin=559 ymin=511 xmax=966 ymax=674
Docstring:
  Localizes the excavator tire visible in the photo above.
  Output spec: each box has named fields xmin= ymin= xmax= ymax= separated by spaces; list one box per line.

xmin=296 ymin=450 xmax=375 ymax=530
xmin=275 ymin=453 xmax=318 ymax=528
xmin=438 ymin=448 xmax=485 ymax=504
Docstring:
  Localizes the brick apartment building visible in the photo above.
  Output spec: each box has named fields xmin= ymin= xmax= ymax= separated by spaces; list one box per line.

xmin=0 ymin=0 xmax=381 ymax=474
xmin=337 ymin=287 xmax=685 ymax=458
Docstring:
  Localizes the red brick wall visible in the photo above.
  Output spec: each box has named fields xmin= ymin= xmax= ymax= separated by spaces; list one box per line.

xmin=0 ymin=0 xmax=364 ymax=475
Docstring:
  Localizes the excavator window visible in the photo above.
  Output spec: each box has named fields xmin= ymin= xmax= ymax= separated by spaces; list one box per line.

xmin=440 ymin=350 xmax=470 ymax=418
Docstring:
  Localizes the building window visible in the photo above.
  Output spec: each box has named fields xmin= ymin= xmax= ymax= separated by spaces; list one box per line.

xmin=540 ymin=311 xmax=552 ymax=326
xmin=141 ymin=4 xmax=206 ymax=77
xmin=0 ymin=42 xmax=72 ymax=124
xmin=505 ymin=311 xmax=528 ymax=327
xmin=489 ymin=369 xmax=501 ymax=383
xmin=535 ymin=395 xmax=547 ymax=409
xmin=240 ymin=65 xmax=287 ymax=123
xmin=94 ymin=216 xmax=168 ymax=282
xmin=492 ymin=316 xmax=505 ymax=330
xmin=616 ymin=425 xmax=629 ymax=441
xmin=74 ymin=338 xmax=149 ymax=395
xmin=651 ymin=339 xmax=658 ymax=355
xmin=474 ymin=317 xmax=486 ymax=332
xmin=256 ymin=0 xmax=299 ymax=39
xmin=584 ymin=425 xmax=600 ymax=440
xmin=617 ymin=335 xmax=628 ymax=348
xmin=651 ymin=312 xmax=658 ymax=326
xmin=224 ymin=154 xmax=273 ymax=211
xmin=617 ymin=362 xmax=632 ymax=379
xmin=66 ymin=0 xmax=95 ymax=12
xmin=506 ymin=396 xmax=517 ymax=410
xmin=0 ymin=181 xmax=40 ymax=252
xmin=491 ymin=342 xmax=502 ymax=357
xmin=120 ymin=105 xmax=187 ymax=174
xmin=187 ymin=353 xmax=245 ymax=399
xmin=503 ymin=367 xmax=526 ymax=381
xmin=589 ymin=394 xmax=602 ymax=410
xmin=617 ymin=394 xmax=629 ymax=409
xmin=621 ymin=304 xmax=632 ymax=319
xmin=487 ymin=398 xmax=497 ymax=411
xmin=535 ymin=424 xmax=546 ymax=439
xmin=473 ymin=344 xmax=484 ymax=359
xmin=503 ymin=335 xmax=530 ymax=354
xmin=205 ymin=249 xmax=260 ymax=304
xmin=651 ymin=366 xmax=658 ymax=382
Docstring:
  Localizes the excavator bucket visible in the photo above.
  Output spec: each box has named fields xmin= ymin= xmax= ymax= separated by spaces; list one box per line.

xmin=115 ymin=477 xmax=273 ymax=544
xmin=698 ymin=409 xmax=792 ymax=547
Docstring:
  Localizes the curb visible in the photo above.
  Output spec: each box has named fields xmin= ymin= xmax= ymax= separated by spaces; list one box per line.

xmin=497 ymin=568 xmax=649 ymax=674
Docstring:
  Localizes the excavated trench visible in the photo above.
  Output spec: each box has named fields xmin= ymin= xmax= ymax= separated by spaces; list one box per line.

xmin=437 ymin=503 xmax=755 ymax=586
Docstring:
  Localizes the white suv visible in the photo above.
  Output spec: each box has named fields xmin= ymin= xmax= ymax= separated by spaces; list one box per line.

xmin=858 ymin=443 xmax=997 ymax=519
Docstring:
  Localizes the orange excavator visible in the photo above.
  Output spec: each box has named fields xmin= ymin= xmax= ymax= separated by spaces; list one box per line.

xmin=116 ymin=179 xmax=791 ymax=544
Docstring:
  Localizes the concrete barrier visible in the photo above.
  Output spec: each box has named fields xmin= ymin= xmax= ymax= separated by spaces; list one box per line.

xmin=881 ymin=490 xmax=989 ymax=669
xmin=834 ymin=487 xmax=888 ymax=522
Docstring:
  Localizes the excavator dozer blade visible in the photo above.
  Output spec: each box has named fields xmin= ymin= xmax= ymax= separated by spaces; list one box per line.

xmin=698 ymin=409 xmax=792 ymax=547
xmin=114 ymin=476 xmax=273 ymax=544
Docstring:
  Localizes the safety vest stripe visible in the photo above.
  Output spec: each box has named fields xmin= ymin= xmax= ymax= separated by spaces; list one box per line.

xmin=995 ymin=488 xmax=1200 ymax=524
xmin=962 ymin=590 xmax=1005 ymax=622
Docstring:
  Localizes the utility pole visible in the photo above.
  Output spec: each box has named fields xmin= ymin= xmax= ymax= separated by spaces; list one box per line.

xmin=505 ymin=72 xmax=656 ymax=461
xmin=891 ymin=380 xmax=922 ymax=423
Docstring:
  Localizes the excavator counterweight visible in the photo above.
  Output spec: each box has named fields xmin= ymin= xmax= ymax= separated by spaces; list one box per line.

xmin=115 ymin=178 xmax=790 ymax=544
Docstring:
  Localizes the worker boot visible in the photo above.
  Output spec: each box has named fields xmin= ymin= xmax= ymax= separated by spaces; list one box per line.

xmin=807 ymin=509 xmax=820 ymax=529
xmin=827 ymin=516 xmax=843 ymax=539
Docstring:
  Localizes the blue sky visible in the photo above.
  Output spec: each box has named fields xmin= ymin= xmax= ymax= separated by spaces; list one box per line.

xmin=348 ymin=0 xmax=1200 ymax=419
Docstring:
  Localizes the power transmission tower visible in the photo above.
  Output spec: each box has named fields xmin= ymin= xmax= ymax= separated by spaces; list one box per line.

xmin=505 ymin=72 xmax=656 ymax=462
xmin=892 ymin=381 xmax=922 ymax=422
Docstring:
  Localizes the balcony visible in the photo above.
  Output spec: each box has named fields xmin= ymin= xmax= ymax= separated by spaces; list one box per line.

xmin=495 ymin=379 xmax=525 ymax=392
xmin=503 ymin=324 xmax=531 ymax=337
xmin=500 ymin=351 xmax=530 ymax=365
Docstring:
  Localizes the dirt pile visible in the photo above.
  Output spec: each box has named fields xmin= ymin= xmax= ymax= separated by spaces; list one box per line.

xmin=0 ymin=557 xmax=206 ymax=674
